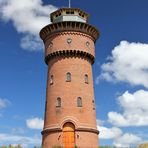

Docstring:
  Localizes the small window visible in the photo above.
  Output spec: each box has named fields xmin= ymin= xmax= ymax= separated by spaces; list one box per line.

xmin=56 ymin=97 xmax=61 ymax=107
xmin=86 ymin=41 xmax=90 ymax=48
xmin=77 ymin=97 xmax=82 ymax=107
xmin=92 ymin=100 xmax=95 ymax=110
xmin=66 ymin=72 xmax=71 ymax=82
xmin=84 ymin=74 xmax=89 ymax=84
xmin=45 ymin=101 xmax=47 ymax=112
xmin=67 ymin=38 xmax=72 ymax=44
xmin=49 ymin=42 xmax=53 ymax=48
xmin=50 ymin=75 xmax=54 ymax=85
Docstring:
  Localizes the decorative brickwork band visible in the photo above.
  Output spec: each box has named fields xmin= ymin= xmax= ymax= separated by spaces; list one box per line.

xmin=41 ymin=128 xmax=62 ymax=134
xmin=40 ymin=21 xmax=99 ymax=42
xmin=45 ymin=49 xmax=95 ymax=65
xmin=41 ymin=127 xmax=99 ymax=135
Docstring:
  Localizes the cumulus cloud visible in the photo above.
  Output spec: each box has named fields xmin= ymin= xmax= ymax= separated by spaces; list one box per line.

xmin=97 ymin=119 xmax=123 ymax=139
xmin=98 ymin=125 xmax=122 ymax=139
xmin=108 ymin=89 xmax=148 ymax=127
xmin=0 ymin=98 xmax=10 ymax=109
xmin=97 ymin=119 xmax=143 ymax=147
xmin=113 ymin=133 xmax=142 ymax=147
xmin=97 ymin=41 xmax=148 ymax=88
xmin=20 ymin=35 xmax=43 ymax=51
xmin=0 ymin=133 xmax=41 ymax=146
xmin=0 ymin=0 xmax=57 ymax=51
xmin=26 ymin=117 xmax=44 ymax=129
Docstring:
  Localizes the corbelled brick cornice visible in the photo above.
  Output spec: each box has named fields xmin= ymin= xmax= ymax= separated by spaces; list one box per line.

xmin=40 ymin=21 xmax=99 ymax=42
xmin=45 ymin=49 xmax=95 ymax=65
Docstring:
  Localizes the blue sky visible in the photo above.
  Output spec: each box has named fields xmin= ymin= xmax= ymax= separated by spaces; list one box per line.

xmin=0 ymin=0 xmax=148 ymax=147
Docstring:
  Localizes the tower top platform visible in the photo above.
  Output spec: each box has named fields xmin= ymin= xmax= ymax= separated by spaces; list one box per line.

xmin=50 ymin=8 xmax=89 ymax=23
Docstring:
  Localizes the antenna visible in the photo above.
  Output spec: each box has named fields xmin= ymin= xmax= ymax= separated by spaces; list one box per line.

xmin=69 ymin=0 xmax=71 ymax=8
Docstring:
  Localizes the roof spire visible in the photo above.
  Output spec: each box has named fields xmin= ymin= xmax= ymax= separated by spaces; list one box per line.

xmin=69 ymin=0 xmax=71 ymax=8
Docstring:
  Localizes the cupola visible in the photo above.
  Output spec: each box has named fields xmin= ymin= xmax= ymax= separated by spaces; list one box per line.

xmin=50 ymin=8 xmax=89 ymax=23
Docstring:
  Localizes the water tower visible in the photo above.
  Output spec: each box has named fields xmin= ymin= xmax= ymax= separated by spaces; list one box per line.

xmin=40 ymin=7 xmax=99 ymax=148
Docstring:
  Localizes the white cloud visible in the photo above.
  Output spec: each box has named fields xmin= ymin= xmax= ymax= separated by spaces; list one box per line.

xmin=97 ymin=119 xmax=123 ymax=139
xmin=97 ymin=41 xmax=148 ymax=88
xmin=20 ymin=35 xmax=43 ymax=51
xmin=97 ymin=119 xmax=104 ymax=126
xmin=98 ymin=125 xmax=123 ymax=139
xmin=11 ymin=127 xmax=26 ymax=135
xmin=26 ymin=117 xmax=44 ymax=129
xmin=0 ymin=133 xmax=41 ymax=145
xmin=97 ymin=119 xmax=143 ymax=147
xmin=0 ymin=98 xmax=10 ymax=109
xmin=113 ymin=133 xmax=142 ymax=147
xmin=108 ymin=112 xmax=128 ymax=127
xmin=108 ymin=89 xmax=148 ymax=127
xmin=0 ymin=0 xmax=57 ymax=51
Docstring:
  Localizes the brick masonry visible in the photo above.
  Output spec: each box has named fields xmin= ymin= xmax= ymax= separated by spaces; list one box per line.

xmin=40 ymin=9 xmax=99 ymax=148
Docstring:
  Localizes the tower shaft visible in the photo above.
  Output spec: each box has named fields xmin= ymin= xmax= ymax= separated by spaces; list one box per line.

xmin=40 ymin=8 xmax=99 ymax=148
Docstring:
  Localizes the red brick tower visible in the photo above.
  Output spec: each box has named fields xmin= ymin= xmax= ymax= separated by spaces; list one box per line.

xmin=40 ymin=8 xmax=99 ymax=148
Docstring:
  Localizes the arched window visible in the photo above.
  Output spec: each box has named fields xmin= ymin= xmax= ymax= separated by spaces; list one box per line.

xmin=56 ymin=97 xmax=61 ymax=107
xmin=66 ymin=72 xmax=71 ymax=82
xmin=45 ymin=101 xmax=47 ymax=112
xmin=50 ymin=75 xmax=54 ymax=85
xmin=77 ymin=97 xmax=82 ymax=107
xmin=84 ymin=74 xmax=89 ymax=84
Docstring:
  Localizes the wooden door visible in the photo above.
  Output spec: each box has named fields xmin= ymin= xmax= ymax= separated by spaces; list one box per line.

xmin=63 ymin=122 xmax=75 ymax=148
